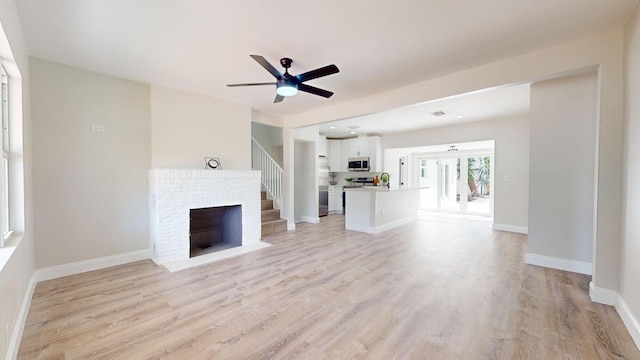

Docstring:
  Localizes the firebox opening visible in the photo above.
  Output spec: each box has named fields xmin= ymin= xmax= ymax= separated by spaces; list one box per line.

xmin=189 ymin=205 xmax=242 ymax=257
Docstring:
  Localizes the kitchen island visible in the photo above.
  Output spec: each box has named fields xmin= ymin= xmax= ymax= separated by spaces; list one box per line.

xmin=344 ymin=186 xmax=420 ymax=234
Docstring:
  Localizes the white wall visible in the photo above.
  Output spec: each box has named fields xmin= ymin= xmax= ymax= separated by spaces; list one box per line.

xmin=283 ymin=126 xmax=320 ymax=227
xmin=621 ymin=4 xmax=640 ymax=345
xmin=293 ymin=141 xmax=317 ymax=222
xmin=0 ymin=1 xmax=35 ymax=358
xmin=150 ymin=84 xmax=251 ymax=170
xmin=31 ymin=58 xmax=150 ymax=268
xmin=528 ymin=72 xmax=597 ymax=265
xmin=251 ymin=121 xmax=283 ymax=166
xmin=382 ymin=116 xmax=529 ymax=229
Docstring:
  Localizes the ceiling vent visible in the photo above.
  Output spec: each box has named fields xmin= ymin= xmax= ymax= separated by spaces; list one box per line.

xmin=347 ymin=125 xmax=361 ymax=129
xmin=430 ymin=110 xmax=447 ymax=117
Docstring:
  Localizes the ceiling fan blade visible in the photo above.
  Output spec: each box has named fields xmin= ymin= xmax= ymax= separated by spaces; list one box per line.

xmin=298 ymin=83 xmax=334 ymax=98
xmin=296 ymin=64 xmax=339 ymax=83
xmin=227 ymin=82 xmax=276 ymax=87
xmin=274 ymin=94 xmax=285 ymax=103
xmin=250 ymin=55 xmax=284 ymax=80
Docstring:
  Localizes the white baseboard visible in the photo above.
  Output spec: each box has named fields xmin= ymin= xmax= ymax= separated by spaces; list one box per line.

xmin=525 ymin=253 xmax=592 ymax=275
xmin=589 ymin=281 xmax=617 ymax=305
xmin=616 ymin=294 xmax=640 ymax=351
xmin=589 ymin=282 xmax=640 ymax=351
xmin=372 ymin=215 xmax=417 ymax=234
xmin=7 ymin=273 xmax=37 ymax=360
xmin=300 ymin=216 xmax=319 ymax=224
xmin=493 ymin=223 xmax=528 ymax=234
xmin=287 ymin=222 xmax=295 ymax=231
xmin=34 ymin=249 xmax=151 ymax=282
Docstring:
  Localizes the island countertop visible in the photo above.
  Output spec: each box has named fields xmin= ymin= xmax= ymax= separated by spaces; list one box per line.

xmin=343 ymin=186 xmax=418 ymax=192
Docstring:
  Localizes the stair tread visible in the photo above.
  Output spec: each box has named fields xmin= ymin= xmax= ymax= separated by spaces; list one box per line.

xmin=262 ymin=218 xmax=287 ymax=225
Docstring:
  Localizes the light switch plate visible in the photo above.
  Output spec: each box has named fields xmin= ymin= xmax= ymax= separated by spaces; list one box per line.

xmin=90 ymin=124 xmax=105 ymax=132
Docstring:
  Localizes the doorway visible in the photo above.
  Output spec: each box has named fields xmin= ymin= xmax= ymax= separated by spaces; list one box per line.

xmin=418 ymin=153 xmax=493 ymax=216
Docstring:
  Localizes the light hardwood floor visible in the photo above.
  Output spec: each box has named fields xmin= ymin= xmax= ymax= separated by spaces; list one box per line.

xmin=18 ymin=215 xmax=640 ymax=359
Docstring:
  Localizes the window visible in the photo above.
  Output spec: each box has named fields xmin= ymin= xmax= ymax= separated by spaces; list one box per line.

xmin=0 ymin=65 xmax=8 ymax=247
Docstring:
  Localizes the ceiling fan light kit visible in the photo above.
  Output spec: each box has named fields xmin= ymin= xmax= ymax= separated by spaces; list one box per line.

xmin=227 ymin=55 xmax=339 ymax=103
xmin=276 ymin=80 xmax=298 ymax=97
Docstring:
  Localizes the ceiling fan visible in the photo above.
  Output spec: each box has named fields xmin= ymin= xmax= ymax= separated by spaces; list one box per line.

xmin=227 ymin=55 xmax=339 ymax=103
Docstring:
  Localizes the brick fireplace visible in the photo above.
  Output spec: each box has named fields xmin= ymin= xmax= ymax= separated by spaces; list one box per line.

xmin=149 ymin=169 xmax=262 ymax=266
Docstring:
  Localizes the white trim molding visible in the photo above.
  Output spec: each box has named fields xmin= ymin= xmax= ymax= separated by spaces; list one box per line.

xmin=589 ymin=281 xmax=617 ymax=305
xmin=34 ymin=249 xmax=151 ymax=282
xmin=616 ymin=295 xmax=640 ymax=351
xmin=525 ymin=253 xmax=592 ymax=275
xmin=300 ymin=216 xmax=320 ymax=224
xmin=7 ymin=273 xmax=37 ymax=360
xmin=373 ymin=215 xmax=417 ymax=234
xmin=590 ymin=282 xmax=640 ymax=351
xmin=493 ymin=223 xmax=528 ymax=234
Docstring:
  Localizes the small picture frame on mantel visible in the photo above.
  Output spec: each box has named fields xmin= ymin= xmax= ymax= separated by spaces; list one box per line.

xmin=204 ymin=157 xmax=222 ymax=170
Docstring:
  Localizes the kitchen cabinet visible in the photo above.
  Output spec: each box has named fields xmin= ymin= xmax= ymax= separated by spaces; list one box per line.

xmin=328 ymin=139 xmax=342 ymax=172
xmin=344 ymin=186 xmax=419 ymax=233
xmin=328 ymin=185 xmax=343 ymax=214
xmin=317 ymin=135 xmax=327 ymax=157
xmin=369 ymin=136 xmax=381 ymax=172
xmin=326 ymin=135 xmax=382 ymax=172
xmin=341 ymin=140 xmax=350 ymax=172
xmin=348 ymin=136 xmax=370 ymax=157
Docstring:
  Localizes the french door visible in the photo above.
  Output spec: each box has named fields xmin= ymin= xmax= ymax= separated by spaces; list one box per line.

xmin=417 ymin=154 xmax=493 ymax=216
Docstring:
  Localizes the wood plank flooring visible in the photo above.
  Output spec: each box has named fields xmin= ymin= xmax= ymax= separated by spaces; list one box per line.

xmin=18 ymin=215 xmax=640 ymax=359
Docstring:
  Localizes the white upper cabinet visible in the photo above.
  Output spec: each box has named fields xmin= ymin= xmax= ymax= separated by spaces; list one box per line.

xmin=325 ymin=135 xmax=381 ymax=172
xmin=328 ymin=139 xmax=342 ymax=171
xmin=340 ymin=140 xmax=350 ymax=171
xmin=368 ymin=136 xmax=381 ymax=172
xmin=348 ymin=136 xmax=370 ymax=157
xmin=317 ymin=135 xmax=327 ymax=157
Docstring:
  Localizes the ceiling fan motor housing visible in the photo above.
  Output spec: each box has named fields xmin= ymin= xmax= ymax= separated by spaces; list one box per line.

xmin=280 ymin=57 xmax=293 ymax=69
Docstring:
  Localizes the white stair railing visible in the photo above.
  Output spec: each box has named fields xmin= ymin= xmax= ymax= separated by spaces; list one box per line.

xmin=251 ymin=138 xmax=283 ymax=207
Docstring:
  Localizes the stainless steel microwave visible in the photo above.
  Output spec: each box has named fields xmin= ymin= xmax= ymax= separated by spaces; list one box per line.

xmin=348 ymin=157 xmax=370 ymax=171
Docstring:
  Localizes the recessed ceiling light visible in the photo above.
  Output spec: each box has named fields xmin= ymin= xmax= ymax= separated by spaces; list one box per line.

xmin=456 ymin=115 xmax=464 ymax=119
xmin=430 ymin=110 xmax=447 ymax=117
xmin=329 ymin=126 xmax=336 ymax=129
xmin=349 ymin=131 xmax=357 ymax=134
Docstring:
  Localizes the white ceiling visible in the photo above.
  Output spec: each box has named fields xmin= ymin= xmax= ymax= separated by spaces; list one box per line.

xmin=16 ymin=0 xmax=638 ymax=121
xmin=318 ymin=83 xmax=530 ymax=138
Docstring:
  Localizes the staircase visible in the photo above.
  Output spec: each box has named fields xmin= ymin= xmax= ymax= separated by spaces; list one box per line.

xmin=261 ymin=190 xmax=287 ymax=236
xmin=252 ymin=137 xmax=287 ymax=236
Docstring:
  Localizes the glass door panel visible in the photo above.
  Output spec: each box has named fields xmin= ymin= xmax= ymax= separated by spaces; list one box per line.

xmin=466 ymin=156 xmax=491 ymax=214
xmin=440 ymin=158 xmax=460 ymax=211
xmin=418 ymin=158 xmax=438 ymax=209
